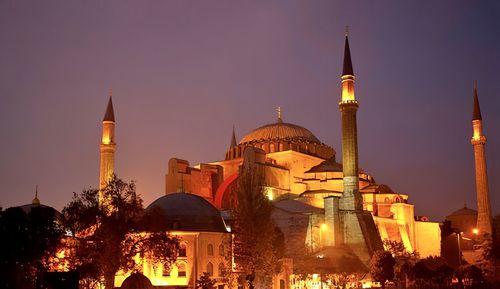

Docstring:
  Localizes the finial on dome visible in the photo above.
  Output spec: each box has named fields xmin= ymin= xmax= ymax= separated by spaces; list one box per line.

xmin=345 ymin=25 xmax=349 ymax=36
xmin=276 ymin=106 xmax=283 ymax=123
xmin=32 ymin=185 xmax=40 ymax=206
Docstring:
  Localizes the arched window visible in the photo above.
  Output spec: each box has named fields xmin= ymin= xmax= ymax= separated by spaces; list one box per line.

xmin=218 ymin=263 xmax=225 ymax=277
xmin=207 ymin=262 xmax=214 ymax=276
xmin=162 ymin=263 xmax=171 ymax=276
xmin=207 ymin=244 xmax=214 ymax=256
xmin=177 ymin=262 xmax=186 ymax=277
xmin=179 ymin=243 xmax=187 ymax=257
xmin=219 ymin=244 xmax=224 ymax=256
xmin=384 ymin=197 xmax=390 ymax=203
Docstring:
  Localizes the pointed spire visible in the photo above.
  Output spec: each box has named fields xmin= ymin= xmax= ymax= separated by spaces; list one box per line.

xmin=342 ymin=30 xmax=354 ymax=76
xmin=230 ymin=125 xmax=237 ymax=148
xmin=472 ymin=80 xmax=482 ymax=120
xmin=32 ymin=185 xmax=40 ymax=206
xmin=103 ymin=97 xmax=115 ymax=122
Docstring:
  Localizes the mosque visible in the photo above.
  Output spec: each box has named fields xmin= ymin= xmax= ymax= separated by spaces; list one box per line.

xmin=92 ymin=34 xmax=450 ymax=288
xmin=13 ymin=32 xmax=494 ymax=289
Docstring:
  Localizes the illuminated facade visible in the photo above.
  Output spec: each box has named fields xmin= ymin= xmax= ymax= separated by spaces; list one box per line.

xmin=114 ymin=193 xmax=232 ymax=288
xmin=165 ymin=34 xmax=441 ymax=270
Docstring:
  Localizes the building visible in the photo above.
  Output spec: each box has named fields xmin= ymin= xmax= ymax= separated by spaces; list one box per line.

xmin=163 ymin=34 xmax=441 ymax=270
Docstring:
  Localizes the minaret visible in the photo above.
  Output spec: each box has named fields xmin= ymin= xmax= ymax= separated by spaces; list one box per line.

xmin=99 ymin=90 xmax=116 ymax=203
xmin=335 ymin=31 xmax=382 ymax=262
xmin=471 ymin=81 xmax=492 ymax=235
xmin=339 ymin=32 xmax=363 ymax=211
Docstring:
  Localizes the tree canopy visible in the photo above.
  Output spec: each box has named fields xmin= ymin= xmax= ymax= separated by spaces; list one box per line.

xmin=233 ymin=163 xmax=284 ymax=289
xmin=62 ymin=175 xmax=180 ymax=289
xmin=0 ymin=205 xmax=64 ymax=289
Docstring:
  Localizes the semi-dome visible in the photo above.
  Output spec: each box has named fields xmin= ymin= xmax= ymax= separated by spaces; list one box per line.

xmin=146 ymin=192 xmax=228 ymax=233
xmin=239 ymin=122 xmax=321 ymax=145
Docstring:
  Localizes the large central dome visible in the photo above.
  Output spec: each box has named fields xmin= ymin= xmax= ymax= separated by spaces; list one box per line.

xmin=225 ymin=116 xmax=335 ymax=160
xmin=239 ymin=122 xmax=321 ymax=145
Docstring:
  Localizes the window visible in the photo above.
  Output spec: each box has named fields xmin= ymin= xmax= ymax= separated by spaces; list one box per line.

xmin=207 ymin=244 xmax=214 ymax=256
xmin=178 ymin=262 xmax=186 ymax=277
xmin=218 ymin=263 xmax=225 ymax=277
xmin=162 ymin=264 xmax=171 ymax=277
xmin=280 ymin=279 xmax=285 ymax=289
xmin=218 ymin=285 xmax=225 ymax=289
xmin=219 ymin=244 xmax=224 ymax=256
xmin=179 ymin=244 xmax=187 ymax=257
xmin=207 ymin=262 xmax=214 ymax=276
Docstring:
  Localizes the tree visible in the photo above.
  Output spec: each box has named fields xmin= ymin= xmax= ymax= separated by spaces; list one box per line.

xmin=412 ymin=256 xmax=453 ymax=287
xmin=369 ymin=250 xmax=395 ymax=288
xmin=196 ymin=272 xmax=216 ymax=289
xmin=0 ymin=206 xmax=64 ymax=289
xmin=62 ymin=175 xmax=180 ymax=289
xmin=474 ymin=233 xmax=495 ymax=280
xmin=382 ymin=240 xmax=419 ymax=288
xmin=233 ymin=160 xmax=284 ymax=289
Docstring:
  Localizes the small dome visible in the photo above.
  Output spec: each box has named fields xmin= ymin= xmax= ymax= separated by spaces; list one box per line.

xmin=240 ymin=122 xmax=321 ymax=145
xmin=121 ymin=272 xmax=153 ymax=289
xmin=146 ymin=193 xmax=228 ymax=233
xmin=305 ymin=158 xmax=343 ymax=173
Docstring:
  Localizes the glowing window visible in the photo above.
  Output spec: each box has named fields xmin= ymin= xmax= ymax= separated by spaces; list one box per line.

xmin=207 ymin=262 xmax=214 ymax=276
xmin=207 ymin=244 xmax=214 ymax=256
xmin=179 ymin=244 xmax=187 ymax=257
xmin=219 ymin=244 xmax=224 ymax=256
xmin=178 ymin=262 xmax=186 ymax=277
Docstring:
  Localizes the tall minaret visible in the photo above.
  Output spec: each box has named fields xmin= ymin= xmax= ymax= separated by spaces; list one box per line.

xmin=99 ymin=91 xmax=116 ymax=203
xmin=471 ymin=81 xmax=492 ymax=235
xmin=339 ymin=32 xmax=363 ymax=211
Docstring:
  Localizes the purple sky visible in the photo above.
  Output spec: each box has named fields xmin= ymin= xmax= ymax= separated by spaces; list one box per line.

xmin=0 ymin=1 xmax=499 ymax=221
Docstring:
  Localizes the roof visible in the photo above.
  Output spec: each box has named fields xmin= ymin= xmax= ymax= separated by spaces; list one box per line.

xmin=239 ymin=122 xmax=321 ymax=145
xmin=473 ymin=80 xmax=482 ymax=120
xmin=146 ymin=192 xmax=228 ymax=233
xmin=103 ymin=96 xmax=115 ymax=122
xmin=273 ymin=199 xmax=323 ymax=214
xmin=342 ymin=35 xmax=354 ymax=76
xmin=121 ymin=272 xmax=153 ymax=289
xmin=305 ymin=158 xmax=343 ymax=173
xmin=448 ymin=206 xmax=478 ymax=217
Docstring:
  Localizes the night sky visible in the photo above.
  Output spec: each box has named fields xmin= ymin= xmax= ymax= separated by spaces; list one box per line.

xmin=0 ymin=1 xmax=499 ymax=221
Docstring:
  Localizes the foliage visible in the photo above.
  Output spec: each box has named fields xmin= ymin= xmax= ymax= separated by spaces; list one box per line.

xmin=233 ymin=161 xmax=284 ymax=289
xmin=62 ymin=175 xmax=180 ymax=289
xmin=369 ymin=250 xmax=395 ymax=287
xmin=412 ymin=256 xmax=453 ymax=287
xmin=474 ymin=233 xmax=495 ymax=280
xmin=0 ymin=206 xmax=64 ymax=289
xmin=382 ymin=240 xmax=419 ymax=288
xmin=455 ymin=264 xmax=484 ymax=286
xmin=196 ymin=272 xmax=216 ymax=289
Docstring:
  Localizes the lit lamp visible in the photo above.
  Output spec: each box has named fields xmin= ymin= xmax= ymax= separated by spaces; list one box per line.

xmin=472 ymin=228 xmax=479 ymax=236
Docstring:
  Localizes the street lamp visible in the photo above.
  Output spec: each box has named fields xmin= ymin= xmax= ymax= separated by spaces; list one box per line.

xmin=456 ymin=231 xmax=462 ymax=267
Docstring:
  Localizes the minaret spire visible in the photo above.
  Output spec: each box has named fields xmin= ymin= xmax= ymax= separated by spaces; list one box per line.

xmin=472 ymin=80 xmax=482 ymax=120
xmin=99 ymin=90 xmax=117 ymax=206
xmin=470 ymin=81 xmax=492 ymax=235
xmin=230 ymin=125 xmax=237 ymax=148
